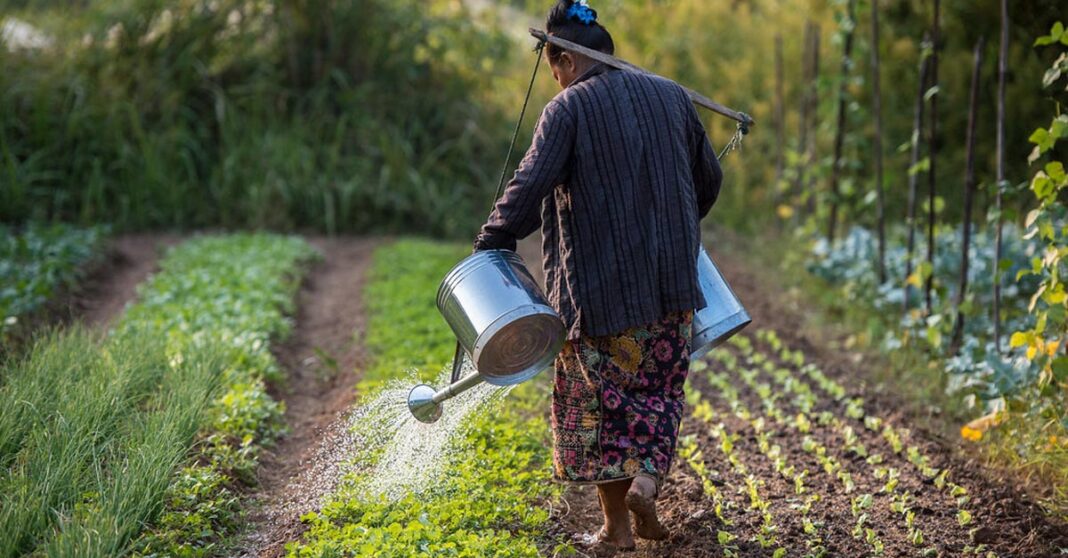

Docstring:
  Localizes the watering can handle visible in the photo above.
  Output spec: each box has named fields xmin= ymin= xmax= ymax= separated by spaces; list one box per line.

xmin=449 ymin=340 xmax=465 ymax=384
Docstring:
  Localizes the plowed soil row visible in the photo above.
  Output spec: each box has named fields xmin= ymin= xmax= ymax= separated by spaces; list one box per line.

xmin=536 ymin=241 xmax=1067 ymax=557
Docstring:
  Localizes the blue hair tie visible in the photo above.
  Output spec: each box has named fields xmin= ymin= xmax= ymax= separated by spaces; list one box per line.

xmin=567 ymin=1 xmax=597 ymax=25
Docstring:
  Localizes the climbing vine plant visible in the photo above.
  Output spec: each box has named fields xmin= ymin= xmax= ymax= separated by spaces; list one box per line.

xmin=1011 ymin=22 xmax=1068 ymax=422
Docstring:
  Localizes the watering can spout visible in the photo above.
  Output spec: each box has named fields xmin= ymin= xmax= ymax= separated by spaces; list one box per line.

xmin=406 ymin=371 xmax=487 ymax=424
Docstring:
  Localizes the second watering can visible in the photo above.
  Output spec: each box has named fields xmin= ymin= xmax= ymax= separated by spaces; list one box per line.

xmin=692 ymin=246 xmax=752 ymax=359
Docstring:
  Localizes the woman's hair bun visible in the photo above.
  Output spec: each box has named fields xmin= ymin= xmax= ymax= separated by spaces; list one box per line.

xmin=546 ymin=0 xmax=614 ymax=59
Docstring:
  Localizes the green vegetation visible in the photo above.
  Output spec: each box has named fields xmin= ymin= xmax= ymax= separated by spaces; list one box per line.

xmin=0 ymin=234 xmax=315 ymax=556
xmin=127 ymin=234 xmax=317 ymax=556
xmin=359 ymin=240 xmax=472 ymax=390
xmin=288 ymin=240 xmax=564 ymax=557
xmin=793 ymin=21 xmax=1068 ymax=515
xmin=1 ymin=1 xmax=513 ymax=236
xmin=0 ymin=223 xmax=105 ymax=343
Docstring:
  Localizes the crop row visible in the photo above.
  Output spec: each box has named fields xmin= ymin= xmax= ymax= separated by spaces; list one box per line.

xmin=705 ymin=350 xmax=891 ymax=556
xmin=696 ymin=367 xmax=828 ymax=556
xmin=288 ymin=241 xmax=564 ymax=558
xmin=723 ymin=331 xmax=997 ymax=557
xmin=751 ymin=331 xmax=982 ymax=530
xmin=0 ymin=234 xmax=316 ymax=557
xmin=685 ymin=381 xmax=815 ymax=557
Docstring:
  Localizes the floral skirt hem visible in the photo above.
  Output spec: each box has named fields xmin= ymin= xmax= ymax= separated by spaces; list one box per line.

xmin=550 ymin=471 xmax=659 ymax=487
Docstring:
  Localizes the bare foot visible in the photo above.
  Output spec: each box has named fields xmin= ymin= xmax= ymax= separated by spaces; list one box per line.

xmin=626 ymin=476 xmax=669 ymax=540
xmin=575 ymin=527 xmax=636 ymax=555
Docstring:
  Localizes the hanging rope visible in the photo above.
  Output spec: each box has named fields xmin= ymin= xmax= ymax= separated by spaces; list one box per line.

xmin=718 ymin=112 xmax=752 ymax=160
xmin=454 ymin=42 xmax=547 ymax=385
xmin=492 ymin=41 xmax=547 ymax=210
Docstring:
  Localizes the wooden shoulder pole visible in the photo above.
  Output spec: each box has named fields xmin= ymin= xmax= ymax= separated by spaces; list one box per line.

xmin=529 ymin=28 xmax=753 ymax=127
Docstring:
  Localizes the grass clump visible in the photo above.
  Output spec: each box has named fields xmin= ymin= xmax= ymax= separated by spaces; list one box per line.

xmin=0 ymin=233 xmax=316 ymax=557
xmin=287 ymin=239 xmax=561 ymax=557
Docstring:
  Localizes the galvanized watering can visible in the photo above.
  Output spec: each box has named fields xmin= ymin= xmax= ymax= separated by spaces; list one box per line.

xmin=406 ymin=246 xmax=751 ymax=423
xmin=691 ymin=246 xmax=752 ymax=359
xmin=407 ymin=250 xmax=566 ymax=423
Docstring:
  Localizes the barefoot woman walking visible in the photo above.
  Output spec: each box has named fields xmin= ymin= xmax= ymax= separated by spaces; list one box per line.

xmin=474 ymin=0 xmax=722 ymax=551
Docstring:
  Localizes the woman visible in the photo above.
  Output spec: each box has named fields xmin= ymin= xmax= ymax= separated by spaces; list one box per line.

xmin=474 ymin=0 xmax=723 ymax=552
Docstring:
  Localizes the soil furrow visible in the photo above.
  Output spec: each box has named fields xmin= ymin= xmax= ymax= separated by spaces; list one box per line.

xmin=238 ymin=237 xmax=376 ymax=558
xmin=78 ymin=234 xmax=178 ymax=328
xmin=689 ymin=370 xmax=871 ymax=556
xmin=739 ymin=335 xmax=1068 ymax=556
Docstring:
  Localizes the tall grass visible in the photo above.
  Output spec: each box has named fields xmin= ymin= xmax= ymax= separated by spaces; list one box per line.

xmin=1 ymin=0 xmax=515 ymax=237
xmin=0 ymin=233 xmax=316 ymax=556
xmin=36 ymin=333 xmax=223 ymax=557
xmin=0 ymin=328 xmax=222 ymax=557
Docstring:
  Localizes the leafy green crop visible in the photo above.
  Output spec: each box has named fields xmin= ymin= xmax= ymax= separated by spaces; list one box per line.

xmin=0 ymin=233 xmax=316 ymax=557
xmin=288 ymin=240 xmax=563 ymax=557
xmin=124 ymin=234 xmax=318 ymax=556
xmin=807 ymin=224 xmax=1041 ymax=404
xmin=0 ymin=223 xmax=105 ymax=341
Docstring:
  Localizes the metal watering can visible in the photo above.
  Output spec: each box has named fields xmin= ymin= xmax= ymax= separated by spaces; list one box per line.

xmin=406 ymin=246 xmax=751 ymax=423
xmin=407 ymin=250 xmax=565 ymax=423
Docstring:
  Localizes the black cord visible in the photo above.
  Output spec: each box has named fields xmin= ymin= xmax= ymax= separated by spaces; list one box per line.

xmin=491 ymin=41 xmax=547 ymax=210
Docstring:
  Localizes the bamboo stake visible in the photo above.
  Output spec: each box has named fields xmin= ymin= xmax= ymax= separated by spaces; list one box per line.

xmin=805 ymin=26 xmax=821 ymax=216
xmin=993 ymin=0 xmax=1008 ymax=352
xmin=827 ymin=0 xmax=856 ymax=243
xmin=925 ymin=0 xmax=941 ymax=315
xmin=871 ymin=0 xmax=887 ymax=283
xmin=775 ymin=33 xmax=786 ymax=188
xmin=529 ymin=28 xmax=754 ymax=126
xmin=904 ymin=40 xmax=931 ymax=312
xmin=796 ymin=22 xmax=815 ymax=205
xmin=950 ymin=37 xmax=985 ymax=354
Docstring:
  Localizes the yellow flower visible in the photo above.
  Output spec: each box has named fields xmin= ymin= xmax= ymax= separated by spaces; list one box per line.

xmin=960 ymin=426 xmax=982 ymax=442
xmin=960 ymin=411 xmax=1004 ymax=443
xmin=1046 ymin=341 xmax=1060 ymax=357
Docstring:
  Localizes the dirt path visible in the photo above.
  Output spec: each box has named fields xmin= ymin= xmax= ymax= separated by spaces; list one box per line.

xmin=239 ymin=237 xmax=377 ymax=558
xmin=77 ymin=234 xmax=177 ymax=328
xmin=525 ymin=236 xmax=1067 ymax=557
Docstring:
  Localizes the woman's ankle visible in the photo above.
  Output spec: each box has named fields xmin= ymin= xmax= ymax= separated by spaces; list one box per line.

xmin=630 ymin=474 xmax=658 ymax=499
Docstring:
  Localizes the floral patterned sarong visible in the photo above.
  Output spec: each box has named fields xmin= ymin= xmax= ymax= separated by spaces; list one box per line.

xmin=551 ymin=311 xmax=693 ymax=487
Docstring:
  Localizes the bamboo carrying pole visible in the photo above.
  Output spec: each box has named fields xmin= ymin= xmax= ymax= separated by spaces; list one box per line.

xmin=529 ymin=28 xmax=754 ymax=127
